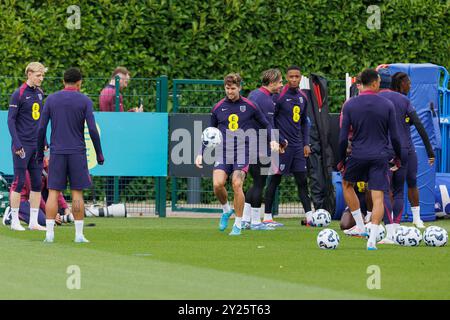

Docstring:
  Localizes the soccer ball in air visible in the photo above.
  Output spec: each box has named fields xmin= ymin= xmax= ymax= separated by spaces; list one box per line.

xmin=201 ymin=127 xmax=222 ymax=148
xmin=317 ymin=228 xmax=340 ymax=250
xmin=364 ymin=223 xmax=386 ymax=242
xmin=423 ymin=226 xmax=448 ymax=247
xmin=311 ymin=209 xmax=332 ymax=227
xmin=395 ymin=226 xmax=422 ymax=247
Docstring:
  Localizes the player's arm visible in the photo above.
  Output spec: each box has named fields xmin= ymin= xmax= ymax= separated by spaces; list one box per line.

xmin=99 ymin=89 xmax=114 ymax=112
xmin=57 ymin=191 xmax=69 ymax=210
xmin=85 ymin=100 xmax=104 ymax=164
xmin=7 ymin=92 xmax=23 ymax=153
xmin=195 ymin=112 xmax=218 ymax=168
xmin=37 ymin=99 xmax=51 ymax=162
xmin=408 ymin=108 xmax=435 ymax=162
xmin=300 ymin=103 xmax=311 ymax=157
xmin=253 ymin=105 xmax=280 ymax=152
xmin=387 ymin=104 xmax=405 ymax=165
xmin=338 ymin=103 xmax=351 ymax=170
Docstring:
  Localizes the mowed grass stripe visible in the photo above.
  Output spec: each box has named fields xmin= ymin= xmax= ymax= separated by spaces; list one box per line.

xmin=0 ymin=233 xmax=371 ymax=299
xmin=0 ymin=218 xmax=449 ymax=299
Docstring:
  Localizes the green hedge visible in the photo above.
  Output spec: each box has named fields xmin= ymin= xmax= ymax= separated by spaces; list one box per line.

xmin=1 ymin=0 xmax=448 ymax=84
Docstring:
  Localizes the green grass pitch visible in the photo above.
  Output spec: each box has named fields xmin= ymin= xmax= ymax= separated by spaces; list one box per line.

xmin=0 ymin=218 xmax=449 ymax=299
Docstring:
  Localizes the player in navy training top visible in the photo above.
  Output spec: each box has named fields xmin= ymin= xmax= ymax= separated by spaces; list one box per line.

xmin=376 ymin=69 xmax=435 ymax=243
xmin=338 ymin=68 xmax=404 ymax=250
xmin=263 ymin=65 xmax=314 ymax=227
xmin=37 ymin=68 xmax=104 ymax=243
xmin=241 ymin=68 xmax=285 ymax=230
xmin=7 ymin=62 xmax=48 ymax=231
xmin=195 ymin=73 xmax=280 ymax=236
xmin=390 ymin=71 xmax=435 ymax=231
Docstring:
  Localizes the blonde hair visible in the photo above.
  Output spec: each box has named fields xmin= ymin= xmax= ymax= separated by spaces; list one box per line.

xmin=25 ymin=62 xmax=47 ymax=76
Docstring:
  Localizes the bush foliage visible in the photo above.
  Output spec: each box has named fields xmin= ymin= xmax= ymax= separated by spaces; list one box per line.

xmin=0 ymin=0 xmax=448 ymax=81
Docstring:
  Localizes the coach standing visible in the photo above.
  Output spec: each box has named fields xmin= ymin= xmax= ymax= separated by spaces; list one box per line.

xmin=99 ymin=66 xmax=142 ymax=206
xmin=37 ymin=68 xmax=104 ymax=243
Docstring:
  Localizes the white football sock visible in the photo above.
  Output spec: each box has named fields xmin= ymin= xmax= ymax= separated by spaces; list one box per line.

xmin=46 ymin=219 xmax=55 ymax=238
xmin=242 ymin=203 xmax=251 ymax=222
xmin=306 ymin=211 xmax=313 ymax=223
xmin=251 ymin=207 xmax=261 ymax=225
xmin=351 ymin=208 xmax=365 ymax=230
xmin=264 ymin=213 xmax=273 ymax=221
xmin=222 ymin=202 xmax=231 ymax=214
xmin=11 ymin=207 xmax=20 ymax=225
xmin=75 ymin=220 xmax=84 ymax=238
xmin=365 ymin=211 xmax=372 ymax=222
xmin=29 ymin=208 xmax=39 ymax=226
xmin=411 ymin=206 xmax=421 ymax=222
xmin=234 ymin=217 xmax=242 ymax=229
xmin=385 ymin=223 xmax=395 ymax=240
xmin=368 ymin=223 xmax=379 ymax=247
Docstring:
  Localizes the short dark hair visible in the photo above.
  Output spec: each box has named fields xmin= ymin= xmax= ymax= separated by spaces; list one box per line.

xmin=391 ymin=72 xmax=409 ymax=93
xmin=378 ymin=68 xmax=392 ymax=89
xmin=63 ymin=67 xmax=82 ymax=84
xmin=287 ymin=65 xmax=301 ymax=73
xmin=360 ymin=68 xmax=379 ymax=86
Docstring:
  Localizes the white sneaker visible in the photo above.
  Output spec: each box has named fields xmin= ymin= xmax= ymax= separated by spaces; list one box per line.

xmin=343 ymin=226 xmax=368 ymax=237
xmin=378 ymin=237 xmax=396 ymax=245
xmin=11 ymin=223 xmax=25 ymax=231
xmin=2 ymin=207 xmax=11 ymax=226
xmin=29 ymin=224 xmax=47 ymax=231
xmin=413 ymin=220 xmax=425 ymax=229
xmin=43 ymin=235 xmax=54 ymax=243
xmin=74 ymin=235 xmax=90 ymax=243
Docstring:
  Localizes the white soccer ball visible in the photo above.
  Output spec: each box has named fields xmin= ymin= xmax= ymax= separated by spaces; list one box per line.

xmin=201 ymin=127 xmax=222 ymax=148
xmin=395 ymin=226 xmax=422 ymax=247
xmin=423 ymin=226 xmax=448 ymax=247
xmin=364 ymin=223 xmax=386 ymax=242
xmin=311 ymin=209 xmax=331 ymax=227
xmin=317 ymin=228 xmax=340 ymax=250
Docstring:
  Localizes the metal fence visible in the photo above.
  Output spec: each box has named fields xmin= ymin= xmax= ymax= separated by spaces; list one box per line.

xmin=170 ymin=78 xmax=346 ymax=215
xmin=2 ymin=71 xmax=447 ymax=217
xmin=0 ymin=75 xmax=168 ymax=217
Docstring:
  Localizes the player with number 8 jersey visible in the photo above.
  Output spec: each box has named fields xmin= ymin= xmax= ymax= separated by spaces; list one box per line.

xmin=264 ymin=66 xmax=314 ymax=227
xmin=195 ymin=73 xmax=281 ymax=236
xmin=7 ymin=62 xmax=48 ymax=231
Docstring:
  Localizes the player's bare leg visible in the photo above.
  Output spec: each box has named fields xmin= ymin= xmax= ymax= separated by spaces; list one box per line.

xmin=342 ymin=180 xmax=367 ymax=237
xmin=213 ymin=169 xmax=228 ymax=205
xmin=367 ymin=190 xmax=384 ymax=250
xmin=364 ymin=189 xmax=373 ymax=223
xmin=408 ymin=187 xmax=425 ymax=228
xmin=8 ymin=191 xmax=25 ymax=231
xmin=229 ymin=170 xmax=245 ymax=235
xmin=213 ymin=170 xmax=233 ymax=231
xmin=72 ymin=190 xmax=89 ymax=243
xmin=44 ymin=189 xmax=59 ymax=242
xmin=231 ymin=170 xmax=245 ymax=218
xmin=29 ymin=191 xmax=45 ymax=230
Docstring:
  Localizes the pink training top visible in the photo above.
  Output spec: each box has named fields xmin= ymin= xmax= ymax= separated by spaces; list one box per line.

xmin=99 ymin=84 xmax=137 ymax=112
